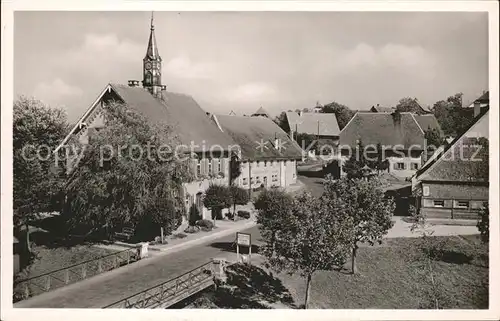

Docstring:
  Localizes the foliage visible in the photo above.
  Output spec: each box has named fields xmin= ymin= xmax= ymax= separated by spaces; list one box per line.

xmin=196 ymin=219 xmax=215 ymax=230
xmin=229 ymin=185 xmax=250 ymax=215
xmin=424 ymin=127 xmax=445 ymax=149
xmin=367 ymin=142 xmax=390 ymax=173
xmin=13 ymin=96 xmax=69 ymax=255
xmin=188 ymin=204 xmax=202 ymax=226
xmin=477 ymin=205 xmax=489 ymax=244
xmin=342 ymin=140 xmax=368 ymax=179
xmin=64 ymin=101 xmax=193 ymax=239
xmin=432 ymin=93 xmax=474 ymax=136
xmin=203 ymin=184 xmax=232 ymax=220
xmin=256 ymin=189 xmax=352 ymax=308
xmin=184 ymin=225 xmax=200 ymax=234
xmin=320 ymin=101 xmax=355 ymax=130
xmin=395 ymin=97 xmax=426 ymax=114
xmin=322 ymin=176 xmax=395 ymax=273
xmin=294 ymin=133 xmax=317 ymax=153
xmin=237 ymin=210 xmax=251 ymax=219
xmin=273 ymin=111 xmax=290 ymax=133
xmin=229 ymin=153 xmax=242 ymax=185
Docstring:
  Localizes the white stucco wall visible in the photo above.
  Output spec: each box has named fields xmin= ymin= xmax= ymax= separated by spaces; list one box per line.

xmin=237 ymin=159 xmax=298 ymax=190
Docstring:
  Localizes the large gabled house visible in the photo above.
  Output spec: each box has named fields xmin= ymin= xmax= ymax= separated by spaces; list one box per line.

xmin=55 ymin=17 xmax=236 ymax=221
xmin=211 ymin=114 xmax=303 ymax=190
xmin=412 ymin=107 xmax=489 ymax=220
xmin=339 ymin=111 xmax=443 ymax=178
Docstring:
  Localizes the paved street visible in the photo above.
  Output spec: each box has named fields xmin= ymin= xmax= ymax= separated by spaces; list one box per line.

xmin=15 ymin=225 xmax=262 ymax=309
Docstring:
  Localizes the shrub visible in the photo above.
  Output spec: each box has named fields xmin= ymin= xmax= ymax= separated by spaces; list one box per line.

xmin=189 ymin=204 xmax=201 ymax=226
xmin=203 ymin=184 xmax=232 ymax=219
xmin=196 ymin=219 xmax=214 ymax=229
xmin=200 ymin=226 xmax=212 ymax=232
xmin=172 ymin=233 xmax=187 ymax=239
xmin=226 ymin=212 xmax=235 ymax=220
xmin=184 ymin=225 xmax=200 ymax=234
xmin=237 ymin=210 xmax=251 ymax=219
xmin=477 ymin=205 xmax=489 ymax=244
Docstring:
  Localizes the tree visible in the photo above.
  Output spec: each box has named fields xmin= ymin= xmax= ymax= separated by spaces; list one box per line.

xmin=321 ymin=101 xmax=355 ymax=130
xmin=477 ymin=204 xmax=489 ymax=244
xmin=294 ymin=132 xmax=317 ymax=153
xmin=256 ymin=190 xmax=352 ymax=308
xmin=13 ymin=96 xmax=69 ymax=255
xmin=322 ymin=176 xmax=395 ymax=274
xmin=203 ymin=184 xmax=232 ymax=222
xmin=367 ymin=142 xmax=389 ymax=174
xmin=395 ymin=97 xmax=426 ymax=114
xmin=229 ymin=185 xmax=250 ymax=219
xmin=229 ymin=152 xmax=242 ymax=185
xmin=424 ymin=127 xmax=445 ymax=149
xmin=273 ymin=111 xmax=290 ymax=134
xmin=342 ymin=140 xmax=368 ymax=179
xmin=432 ymin=93 xmax=472 ymax=137
xmin=64 ymin=101 xmax=193 ymax=240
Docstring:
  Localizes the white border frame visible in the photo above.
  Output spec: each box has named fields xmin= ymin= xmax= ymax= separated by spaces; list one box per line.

xmin=2 ymin=1 xmax=499 ymax=321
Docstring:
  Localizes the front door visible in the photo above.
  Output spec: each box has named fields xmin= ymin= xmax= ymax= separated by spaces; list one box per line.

xmin=263 ymin=176 xmax=268 ymax=187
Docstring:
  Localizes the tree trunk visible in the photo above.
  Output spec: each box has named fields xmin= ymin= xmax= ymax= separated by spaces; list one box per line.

xmin=25 ymin=222 xmax=32 ymax=254
xmin=351 ymin=244 xmax=358 ymax=274
xmin=304 ymin=273 xmax=312 ymax=309
xmin=233 ymin=204 xmax=236 ymax=221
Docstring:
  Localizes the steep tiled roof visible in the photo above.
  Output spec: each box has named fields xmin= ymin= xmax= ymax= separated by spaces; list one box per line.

xmin=214 ymin=115 xmax=303 ymax=161
xmin=339 ymin=112 xmax=425 ymax=149
xmin=252 ymin=107 xmax=270 ymax=117
xmin=286 ymin=112 xmax=340 ymax=136
xmin=413 ymin=114 xmax=443 ymax=135
xmin=109 ymin=84 xmax=235 ymax=151
xmin=416 ymin=109 xmax=489 ymax=183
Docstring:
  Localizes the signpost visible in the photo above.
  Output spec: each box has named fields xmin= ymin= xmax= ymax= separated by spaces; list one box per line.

xmin=236 ymin=232 xmax=252 ymax=264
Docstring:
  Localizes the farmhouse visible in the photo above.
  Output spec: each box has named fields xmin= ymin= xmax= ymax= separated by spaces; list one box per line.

xmin=339 ymin=111 xmax=443 ymax=179
xmin=55 ymin=16 xmax=236 ymax=221
xmin=412 ymin=107 xmax=489 ymax=220
xmin=212 ymin=114 xmax=303 ymax=190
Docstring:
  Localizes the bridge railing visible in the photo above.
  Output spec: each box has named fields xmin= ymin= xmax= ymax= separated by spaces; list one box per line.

xmin=103 ymin=261 xmax=215 ymax=309
xmin=14 ymin=247 xmax=139 ymax=301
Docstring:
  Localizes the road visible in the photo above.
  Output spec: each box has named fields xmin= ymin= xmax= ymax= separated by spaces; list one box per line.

xmin=15 ymin=225 xmax=262 ymax=308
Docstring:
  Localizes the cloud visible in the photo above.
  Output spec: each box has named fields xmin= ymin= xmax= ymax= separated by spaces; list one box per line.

xmin=225 ymin=82 xmax=279 ymax=103
xmin=33 ymin=78 xmax=82 ymax=105
xmin=164 ymin=55 xmax=216 ymax=79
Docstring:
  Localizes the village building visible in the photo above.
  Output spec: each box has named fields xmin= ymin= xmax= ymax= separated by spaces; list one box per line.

xmin=467 ymin=90 xmax=489 ymax=109
xmin=211 ymin=114 xmax=303 ymax=190
xmin=339 ymin=111 xmax=443 ymax=179
xmin=412 ymin=101 xmax=489 ymax=220
xmin=285 ymin=111 xmax=340 ymax=155
xmin=55 ymin=16 xmax=236 ymax=221
xmin=251 ymin=106 xmax=271 ymax=118
xmin=370 ymin=104 xmax=395 ymax=113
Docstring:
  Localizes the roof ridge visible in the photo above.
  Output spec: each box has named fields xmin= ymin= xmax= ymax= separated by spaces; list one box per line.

xmin=410 ymin=113 xmax=424 ymax=135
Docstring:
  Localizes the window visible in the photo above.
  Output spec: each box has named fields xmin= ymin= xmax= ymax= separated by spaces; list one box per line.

xmin=185 ymin=194 xmax=190 ymax=207
xmin=208 ymin=160 xmax=212 ymax=174
xmin=264 ymin=161 xmax=267 ymax=167
xmin=411 ymin=163 xmax=419 ymax=170
xmin=256 ymin=161 xmax=260 ymax=167
xmin=242 ymin=178 xmax=248 ymax=185
xmin=217 ymin=159 xmax=222 ymax=173
xmin=196 ymin=161 xmax=201 ymax=176
xmin=394 ymin=162 xmax=405 ymax=170
xmin=456 ymin=201 xmax=469 ymax=209
xmin=433 ymin=200 xmax=444 ymax=208
xmin=423 ymin=186 xmax=430 ymax=197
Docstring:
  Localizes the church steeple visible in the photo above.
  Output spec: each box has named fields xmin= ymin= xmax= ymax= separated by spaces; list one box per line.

xmin=143 ymin=12 xmax=163 ymax=98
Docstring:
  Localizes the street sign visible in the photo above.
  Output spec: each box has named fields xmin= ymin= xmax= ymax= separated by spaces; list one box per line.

xmin=236 ymin=232 xmax=251 ymax=247
xmin=236 ymin=232 xmax=252 ymax=264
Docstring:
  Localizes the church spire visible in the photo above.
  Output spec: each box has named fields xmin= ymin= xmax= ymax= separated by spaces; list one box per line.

xmin=143 ymin=11 xmax=163 ymax=98
xmin=145 ymin=11 xmax=160 ymax=60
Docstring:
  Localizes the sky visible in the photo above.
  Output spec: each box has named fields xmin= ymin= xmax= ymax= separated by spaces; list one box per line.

xmin=14 ymin=11 xmax=489 ymax=123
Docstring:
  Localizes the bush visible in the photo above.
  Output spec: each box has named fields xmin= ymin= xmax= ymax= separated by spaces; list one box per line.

xmin=200 ymin=226 xmax=212 ymax=232
xmin=477 ymin=206 xmax=489 ymax=243
xmin=237 ymin=210 xmax=251 ymax=219
xmin=226 ymin=212 xmax=235 ymax=220
xmin=189 ymin=204 xmax=201 ymax=226
xmin=172 ymin=233 xmax=187 ymax=239
xmin=196 ymin=219 xmax=214 ymax=229
xmin=184 ymin=225 xmax=200 ymax=234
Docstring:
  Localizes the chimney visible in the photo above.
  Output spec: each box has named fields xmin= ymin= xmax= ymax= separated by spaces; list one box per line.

xmin=474 ymin=101 xmax=481 ymax=118
xmin=299 ymin=111 xmax=303 ymax=117
xmin=392 ymin=110 xmax=402 ymax=130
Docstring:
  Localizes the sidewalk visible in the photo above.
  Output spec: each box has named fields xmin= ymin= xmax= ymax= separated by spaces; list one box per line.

xmin=386 ymin=216 xmax=479 ymax=239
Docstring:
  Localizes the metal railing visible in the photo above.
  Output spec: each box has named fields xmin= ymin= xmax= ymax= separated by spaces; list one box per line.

xmin=103 ymin=261 xmax=215 ymax=309
xmin=14 ymin=247 xmax=139 ymax=301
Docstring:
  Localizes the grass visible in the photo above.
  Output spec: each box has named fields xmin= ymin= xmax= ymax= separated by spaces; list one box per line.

xmin=181 ymin=235 xmax=488 ymax=309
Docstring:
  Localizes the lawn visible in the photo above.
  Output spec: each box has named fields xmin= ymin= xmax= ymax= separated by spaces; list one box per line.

xmin=183 ymin=235 xmax=488 ymax=309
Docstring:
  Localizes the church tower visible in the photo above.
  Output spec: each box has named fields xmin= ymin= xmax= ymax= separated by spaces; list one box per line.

xmin=143 ymin=12 xmax=164 ymax=98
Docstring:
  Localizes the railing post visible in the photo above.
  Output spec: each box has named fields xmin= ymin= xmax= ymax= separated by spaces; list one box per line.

xmin=81 ymin=263 xmax=87 ymax=279
xmin=65 ymin=269 xmax=70 ymax=284
xmin=45 ymin=275 xmax=51 ymax=291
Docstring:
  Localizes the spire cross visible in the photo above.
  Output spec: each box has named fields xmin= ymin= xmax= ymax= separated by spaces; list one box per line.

xmin=151 ymin=11 xmax=154 ymax=29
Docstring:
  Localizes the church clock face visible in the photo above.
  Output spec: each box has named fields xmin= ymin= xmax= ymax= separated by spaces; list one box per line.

xmin=145 ymin=62 xmax=152 ymax=70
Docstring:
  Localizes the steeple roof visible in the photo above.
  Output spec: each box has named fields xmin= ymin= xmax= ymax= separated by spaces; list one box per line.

xmin=145 ymin=12 xmax=160 ymax=60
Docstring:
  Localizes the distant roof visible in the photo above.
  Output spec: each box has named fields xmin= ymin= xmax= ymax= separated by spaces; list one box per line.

xmin=339 ymin=112 xmax=427 ymax=149
xmin=286 ymin=112 xmax=340 ymax=136
xmin=475 ymin=91 xmax=489 ymax=103
xmin=214 ymin=115 xmax=303 ymax=161
xmin=251 ymin=107 xmax=270 ymax=117
xmin=370 ymin=106 xmax=395 ymax=113
xmin=109 ymin=84 xmax=235 ymax=151
xmin=416 ymin=109 xmax=489 ymax=183
xmin=413 ymin=114 xmax=443 ymax=135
